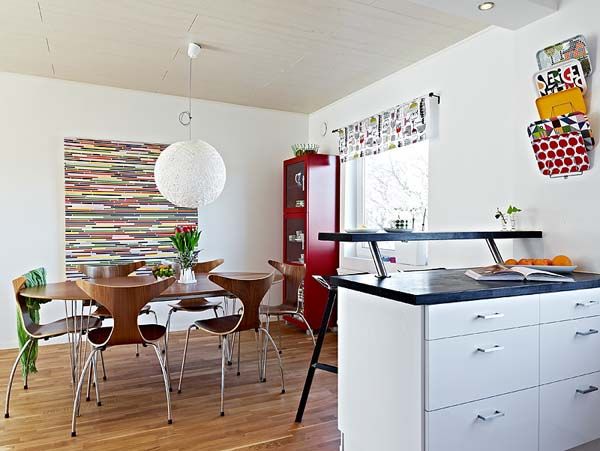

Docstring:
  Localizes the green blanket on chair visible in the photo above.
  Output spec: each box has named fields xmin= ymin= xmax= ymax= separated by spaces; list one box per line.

xmin=17 ymin=268 xmax=48 ymax=379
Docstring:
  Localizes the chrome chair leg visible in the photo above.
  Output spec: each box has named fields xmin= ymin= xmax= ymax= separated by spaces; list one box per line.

xmin=4 ymin=338 xmax=32 ymax=418
xmin=220 ymin=335 xmax=227 ymax=416
xmin=23 ymin=340 xmax=36 ymax=390
xmin=162 ymin=335 xmax=172 ymax=392
xmin=296 ymin=313 xmax=316 ymax=345
xmin=71 ymin=348 xmax=97 ymax=437
xmin=259 ymin=327 xmax=285 ymax=394
xmin=85 ymin=359 xmax=93 ymax=402
xmin=93 ymin=353 xmax=101 ymax=406
xmin=227 ymin=332 xmax=236 ymax=366
xmin=254 ymin=330 xmax=263 ymax=383
xmin=277 ymin=315 xmax=283 ymax=354
xmin=100 ymin=350 xmax=107 ymax=380
xmin=150 ymin=343 xmax=172 ymax=425
xmin=136 ymin=344 xmax=140 ymax=357
xmin=164 ymin=308 xmax=174 ymax=355
xmin=177 ymin=324 xmax=195 ymax=393
xmin=236 ymin=332 xmax=241 ymax=376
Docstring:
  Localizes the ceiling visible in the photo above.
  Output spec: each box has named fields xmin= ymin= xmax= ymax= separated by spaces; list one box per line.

xmin=0 ymin=1 xmax=541 ymax=113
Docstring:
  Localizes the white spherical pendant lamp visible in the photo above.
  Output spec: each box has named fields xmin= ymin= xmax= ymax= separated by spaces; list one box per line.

xmin=155 ymin=139 xmax=226 ymax=208
xmin=154 ymin=42 xmax=226 ymax=208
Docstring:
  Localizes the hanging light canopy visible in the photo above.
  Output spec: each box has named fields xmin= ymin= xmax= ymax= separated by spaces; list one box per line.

xmin=155 ymin=42 xmax=226 ymax=208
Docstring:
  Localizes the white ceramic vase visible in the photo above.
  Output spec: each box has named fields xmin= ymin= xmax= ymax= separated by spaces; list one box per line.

xmin=178 ymin=268 xmax=196 ymax=284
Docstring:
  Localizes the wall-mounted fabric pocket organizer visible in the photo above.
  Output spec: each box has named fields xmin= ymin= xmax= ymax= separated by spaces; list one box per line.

xmin=535 ymin=87 xmax=587 ymax=119
xmin=531 ymin=131 xmax=590 ymax=176
xmin=534 ymin=59 xmax=587 ymax=97
xmin=536 ymin=35 xmax=592 ymax=77
xmin=528 ymin=112 xmax=595 ymax=152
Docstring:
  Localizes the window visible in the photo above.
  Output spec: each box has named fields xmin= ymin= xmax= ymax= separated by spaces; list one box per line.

xmin=345 ymin=140 xmax=429 ymax=260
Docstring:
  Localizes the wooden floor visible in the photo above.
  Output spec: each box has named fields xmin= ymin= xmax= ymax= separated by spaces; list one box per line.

xmin=0 ymin=324 xmax=339 ymax=450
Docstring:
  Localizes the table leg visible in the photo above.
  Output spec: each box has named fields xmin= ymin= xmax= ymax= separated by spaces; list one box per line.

xmin=368 ymin=241 xmax=389 ymax=279
xmin=485 ymin=238 xmax=504 ymax=264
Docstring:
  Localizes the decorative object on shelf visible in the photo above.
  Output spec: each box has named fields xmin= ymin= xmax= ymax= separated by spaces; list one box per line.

xmin=535 ymin=87 xmax=586 ymax=119
xmin=170 ymin=225 xmax=201 ymax=284
xmin=495 ymin=205 xmax=521 ymax=231
xmin=295 ymin=200 xmax=305 ymax=208
xmin=528 ymin=112 xmax=595 ymax=152
xmin=291 ymin=143 xmax=320 ymax=156
xmin=531 ymin=131 xmax=590 ymax=177
xmin=154 ymin=42 xmax=226 ymax=209
xmin=385 ymin=208 xmax=414 ymax=232
xmin=336 ymin=95 xmax=429 ymax=163
xmin=294 ymin=172 xmax=304 ymax=190
xmin=534 ymin=59 xmax=587 ymax=97
xmin=536 ymin=35 xmax=592 ymax=77
xmin=64 ymin=138 xmax=197 ymax=278
xmin=151 ymin=264 xmax=174 ymax=280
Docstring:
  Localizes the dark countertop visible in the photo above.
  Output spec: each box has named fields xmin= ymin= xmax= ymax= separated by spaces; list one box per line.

xmin=331 ymin=269 xmax=600 ymax=305
xmin=319 ymin=230 xmax=542 ymax=242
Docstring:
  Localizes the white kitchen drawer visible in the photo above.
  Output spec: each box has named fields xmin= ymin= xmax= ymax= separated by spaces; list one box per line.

xmin=425 ymin=295 xmax=539 ymax=340
xmin=541 ymin=288 xmax=600 ymax=324
xmin=540 ymin=372 xmax=600 ymax=451
xmin=426 ymin=326 xmax=538 ymax=411
xmin=426 ymin=387 xmax=538 ymax=451
xmin=541 ymin=316 xmax=600 ymax=384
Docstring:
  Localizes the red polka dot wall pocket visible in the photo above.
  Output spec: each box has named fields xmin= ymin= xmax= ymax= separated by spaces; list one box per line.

xmin=531 ymin=132 xmax=590 ymax=177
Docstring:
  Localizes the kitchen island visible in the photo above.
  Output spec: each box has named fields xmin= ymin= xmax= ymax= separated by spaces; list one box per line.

xmin=332 ymin=269 xmax=600 ymax=451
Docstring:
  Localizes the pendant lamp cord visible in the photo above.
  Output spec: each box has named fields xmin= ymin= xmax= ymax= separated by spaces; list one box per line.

xmin=178 ymin=54 xmax=193 ymax=139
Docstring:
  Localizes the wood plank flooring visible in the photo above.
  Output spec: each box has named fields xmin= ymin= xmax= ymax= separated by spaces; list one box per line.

xmin=0 ymin=324 xmax=339 ymax=450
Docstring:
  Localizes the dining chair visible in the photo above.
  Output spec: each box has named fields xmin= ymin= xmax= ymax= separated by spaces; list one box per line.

xmin=4 ymin=276 xmax=102 ymax=418
xmin=71 ymin=276 xmax=175 ymax=437
xmin=77 ymin=261 xmax=156 ymax=363
xmin=260 ymin=260 xmax=315 ymax=353
xmin=177 ymin=273 xmax=284 ymax=416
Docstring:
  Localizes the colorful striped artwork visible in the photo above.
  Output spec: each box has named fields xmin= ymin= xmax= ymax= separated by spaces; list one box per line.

xmin=64 ymin=138 xmax=197 ymax=278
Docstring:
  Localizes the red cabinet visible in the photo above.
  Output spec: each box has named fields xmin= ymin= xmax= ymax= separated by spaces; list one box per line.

xmin=283 ymin=154 xmax=339 ymax=329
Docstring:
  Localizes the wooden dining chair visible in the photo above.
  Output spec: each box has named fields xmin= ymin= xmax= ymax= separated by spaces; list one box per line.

xmin=71 ymin=276 xmax=175 ymax=437
xmin=4 ymin=276 xmax=102 ymax=419
xmin=77 ymin=261 xmax=156 ymax=361
xmin=260 ymin=260 xmax=315 ymax=351
xmin=177 ymin=273 xmax=284 ymax=416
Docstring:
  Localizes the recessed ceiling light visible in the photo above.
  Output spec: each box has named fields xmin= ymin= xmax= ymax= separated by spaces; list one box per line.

xmin=478 ymin=2 xmax=495 ymax=11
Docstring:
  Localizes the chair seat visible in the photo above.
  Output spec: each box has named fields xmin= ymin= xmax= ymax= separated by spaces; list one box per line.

xmin=28 ymin=316 xmax=103 ymax=339
xmin=87 ymin=324 xmax=166 ymax=346
xmin=92 ymin=304 xmax=153 ymax=318
xmin=194 ymin=315 xmax=241 ymax=335
xmin=259 ymin=303 xmax=299 ymax=315
xmin=168 ymin=297 xmax=220 ymax=312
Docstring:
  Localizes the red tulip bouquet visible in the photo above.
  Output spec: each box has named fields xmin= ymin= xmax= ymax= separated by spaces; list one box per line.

xmin=170 ymin=225 xmax=201 ymax=283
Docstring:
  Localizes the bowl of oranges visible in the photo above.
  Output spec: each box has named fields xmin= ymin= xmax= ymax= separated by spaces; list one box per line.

xmin=504 ymin=255 xmax=576 ymax=273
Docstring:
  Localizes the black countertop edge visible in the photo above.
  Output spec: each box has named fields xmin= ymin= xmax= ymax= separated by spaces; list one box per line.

xmin=319 ymin=230 xmax=543 ymax=242
xmin=330 ymin=270 xmax=600 ymax=306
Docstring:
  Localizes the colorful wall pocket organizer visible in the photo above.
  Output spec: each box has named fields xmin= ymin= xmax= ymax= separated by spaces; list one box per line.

xmin=534 ymin=59 xmax=587 ymax=97
xmin=531 ymin=132 xmax=590 ymax=177
xmin=535 ymin=87 xmax=587 ymax=119
xmin=536 ymin=34 xmax=592 ymax=77
xmin=528 ymin=112 xmax=595 ymax=152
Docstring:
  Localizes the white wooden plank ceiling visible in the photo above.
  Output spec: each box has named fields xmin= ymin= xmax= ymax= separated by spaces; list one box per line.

xmin=0 ymin=0 xmax=548 ymax=113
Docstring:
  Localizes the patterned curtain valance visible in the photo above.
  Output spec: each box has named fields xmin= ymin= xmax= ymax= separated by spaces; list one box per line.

xmin=337 ymin=95 xmax=428 ymax=163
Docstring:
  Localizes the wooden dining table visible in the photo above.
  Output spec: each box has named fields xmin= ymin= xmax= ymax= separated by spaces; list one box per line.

xmin=19 ymin=272 xmax=282 ymax=393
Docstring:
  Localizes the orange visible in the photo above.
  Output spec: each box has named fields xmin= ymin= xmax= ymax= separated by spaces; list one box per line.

xmin=552 ymin=255 xmax=573 ymax=266
xmin=543 ymin=259 xmax=553 ymax=266
xmin=518 ymin=258 xmax=534 ymax=265
xmin=505 ymin=259 xmax=518 ymax=265
xmin=533 ymin=259 xmax=548 ymax=266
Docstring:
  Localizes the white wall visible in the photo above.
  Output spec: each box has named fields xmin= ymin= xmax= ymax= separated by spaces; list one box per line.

xmin=309 ymin=27 xmax=519 ymax=271
xmin=310 ymin=0 xmax=600 ymax=273
xmin=0 ymin=72 xmax=306 ymax=348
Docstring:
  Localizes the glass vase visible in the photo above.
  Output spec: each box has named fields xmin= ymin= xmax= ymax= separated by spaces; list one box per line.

xmin=178 ymin=267 xmax=196 ymax=284
xmin=509 ymin=214 xmax=517 ymax=231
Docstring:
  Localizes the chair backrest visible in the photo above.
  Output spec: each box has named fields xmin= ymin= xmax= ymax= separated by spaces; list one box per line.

xmin=12 ymin=276 xmax=35 ymax=337
xmin=268 ymin=260 xmax=306 ymax=305
xmin=193 ymin=259 xmax=225 ymax=273
xmin=208 ymin=273 xmax=274 ymax=332
xmin=76 ymin=261 xmax=146 ymax=278
xmin=76 ymin=277 xmax=175 ymax=347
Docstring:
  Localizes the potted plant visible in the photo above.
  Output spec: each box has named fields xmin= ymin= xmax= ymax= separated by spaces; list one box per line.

xmin=495 ymin=205 xmax=522 ymax=231
xmin=170 ymin=225 xmax=201 ymax=283
xmin=151 ymin=264 xmax=174 ymax=281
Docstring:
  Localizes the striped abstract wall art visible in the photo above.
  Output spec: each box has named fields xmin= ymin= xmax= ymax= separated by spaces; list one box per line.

xmin=64 ymin=138 xmax=197 ymax=278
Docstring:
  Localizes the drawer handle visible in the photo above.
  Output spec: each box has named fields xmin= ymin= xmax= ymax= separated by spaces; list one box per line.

xmin=477 ymin=410 xmax=505 ymax=421
xmin=576 ymin=386 xmax=599 ymax=395
xmin=476 ymin=313 xmax=505 ymax=320
xmin=477 ymin=345 xmax=504 ymax=353
xmin=576 ymin=301 xmax=600 ymax=308
xmin=576 ymin=329 xmax=599 ymax=336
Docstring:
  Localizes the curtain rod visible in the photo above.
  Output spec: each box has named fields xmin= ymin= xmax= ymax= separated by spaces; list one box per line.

xmin=330 ymin=92 xmax=440 ymax=134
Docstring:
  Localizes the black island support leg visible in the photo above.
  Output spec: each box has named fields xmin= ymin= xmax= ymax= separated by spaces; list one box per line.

xmin=485 ymin=238 xmax=504 ymax=264
xmin=295 ymin=283 xmax=338 ymax=423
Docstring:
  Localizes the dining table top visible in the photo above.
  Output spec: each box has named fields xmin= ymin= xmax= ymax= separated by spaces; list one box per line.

xmin=19 ymin=272 xmax=283 ymax=301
